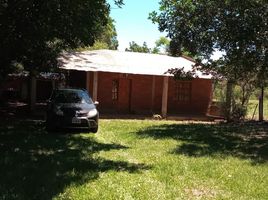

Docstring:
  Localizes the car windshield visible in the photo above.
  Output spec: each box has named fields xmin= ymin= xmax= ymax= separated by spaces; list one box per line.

xmin=52 ymin=90 xmax=93 ymax=104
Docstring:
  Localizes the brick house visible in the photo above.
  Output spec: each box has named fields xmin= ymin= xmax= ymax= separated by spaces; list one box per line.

xmin=59 ymin=50 xmax=212 ymax=117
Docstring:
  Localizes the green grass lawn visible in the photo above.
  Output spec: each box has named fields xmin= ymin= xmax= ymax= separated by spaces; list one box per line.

xmin=0 ymin=119 xmax=267 ymax=200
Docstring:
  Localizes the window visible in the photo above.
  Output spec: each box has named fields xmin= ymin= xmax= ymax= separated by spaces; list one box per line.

xmin=174 ymin=82 xmax=191 ymax=102
xmin=112 ymin=80 xmax=119 ymax=100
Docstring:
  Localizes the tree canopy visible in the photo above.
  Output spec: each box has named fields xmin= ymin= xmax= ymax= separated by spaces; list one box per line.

xmin=150 ymin=0 xmax=267 ymax=82
xmin=98 ymin=17 xmax=119 ymax=50
xmin=0 ymin=0 xmax=123 ymax=80
xmin=152 ymin=36 xmax=170 ymax=54
xmin=125 ymin=41 xmax=151 ymax=53
xmin=77 ymin=17 xmax=119 ymax=51
xmin=125 ymin=37 xmax=171 ymax=54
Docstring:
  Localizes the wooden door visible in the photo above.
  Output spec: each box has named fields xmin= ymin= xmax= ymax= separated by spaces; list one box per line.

xmin=118 ymin=79 xmax=132 ymax=113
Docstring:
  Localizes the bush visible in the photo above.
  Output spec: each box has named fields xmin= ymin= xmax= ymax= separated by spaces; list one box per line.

xmin=231 ymin=103 xmax=247 ymax=121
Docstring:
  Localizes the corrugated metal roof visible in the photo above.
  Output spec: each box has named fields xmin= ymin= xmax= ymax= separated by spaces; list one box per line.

xmin=59 ymin=49 xmax=211 ymax=79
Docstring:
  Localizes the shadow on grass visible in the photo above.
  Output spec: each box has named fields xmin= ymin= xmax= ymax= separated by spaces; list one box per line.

xmin=137 ymin=123 xmax=268 ymax=164
xmin=0 ymin=119 xmax=150 ymax=200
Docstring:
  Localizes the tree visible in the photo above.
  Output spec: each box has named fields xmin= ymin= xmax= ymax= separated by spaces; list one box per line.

xmin=152 ymin=36 xmax=170 ymax=54
xmin=152 ymin=36 xmax=198 ymax=56
xmin=77 ymin=17 xmax=119 ymax=51
xmin=125 ymin=41 xmax=151 ymax=53
xmin=95 ymin=17 xmax=119 ymax=50
xmin=150 ymin=0 xmax=267 ymax=120
xmin=126 ymin=38 xmax=170 ymax=54
xmin=0 ymin=0 xmax=123 ymax=110
xmin=0 ymin=0 xmax=123 ymax=77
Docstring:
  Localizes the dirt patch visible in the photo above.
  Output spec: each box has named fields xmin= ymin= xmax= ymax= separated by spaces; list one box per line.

xmin=185 ymin=187 xmax=219 ymax=199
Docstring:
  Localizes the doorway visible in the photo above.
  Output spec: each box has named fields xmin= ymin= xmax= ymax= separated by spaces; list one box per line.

xmin=118 ymin=78 xmax=132 ymax=113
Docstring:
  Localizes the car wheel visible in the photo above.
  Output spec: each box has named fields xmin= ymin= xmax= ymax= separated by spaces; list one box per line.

xmin=91 ymin=126 xmax=98 ymax=133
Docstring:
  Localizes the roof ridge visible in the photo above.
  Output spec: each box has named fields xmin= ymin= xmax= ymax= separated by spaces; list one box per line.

xmin=181 ymin=55 xmax=196 ymax=63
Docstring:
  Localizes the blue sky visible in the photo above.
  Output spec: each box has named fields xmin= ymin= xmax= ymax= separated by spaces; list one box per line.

xmin=108 ymin=0 xmax=166 ymax=51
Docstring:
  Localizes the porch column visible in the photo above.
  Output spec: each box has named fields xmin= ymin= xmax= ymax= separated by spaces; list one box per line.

xmin=30 ymin=72 xmax=37 ymax=112
xmin=92 ymin=72 xmax=98 ymax=102
xmin=161 ymin=76 xmax=169 ymax=118
xmin=86 ymin=71 xmax=90 ymax=92
xmin=52 ymin=80 xmax=56 ymax=89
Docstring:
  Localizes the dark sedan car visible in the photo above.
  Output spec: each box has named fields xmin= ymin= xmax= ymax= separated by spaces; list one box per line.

xmin=46 ymin=88 xmax=99 ymax=133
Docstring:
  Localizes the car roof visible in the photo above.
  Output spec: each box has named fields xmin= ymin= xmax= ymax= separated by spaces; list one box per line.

xmin=54 ymin=88 xmax=86 ymax=93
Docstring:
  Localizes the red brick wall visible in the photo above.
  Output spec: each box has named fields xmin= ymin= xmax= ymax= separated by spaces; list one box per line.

xmin=153 ymin=76 xmax=164 ymax=113
xmin=130 ymin=74 xmax=154 ymax=114
xmin=168 ymin=78 xmax=212 ymax=114
xmin=97 ymin=72 xmax=118 ymax=113
xmin=96 ymin=72 xmax=157 ymax=114
xmin=69 ymin=71 xmax=212 ymax=115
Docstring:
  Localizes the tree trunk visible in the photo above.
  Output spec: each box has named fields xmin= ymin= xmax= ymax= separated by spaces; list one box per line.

xmin=225 ymin=80 xmax=233 ymax=122
xmin=259 ymin=86 xmax=264 ymax=121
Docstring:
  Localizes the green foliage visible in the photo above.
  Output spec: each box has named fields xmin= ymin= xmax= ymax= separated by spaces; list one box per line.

xmin=155 ymin=37 xmax=170 ymax=48
xmin=213 ymin=81 xmax=263 ymax=121
xmin=0 ymin=0 xmax=123 ymax=79
xmin=153 ymin=36 xmax=170 ymax=54
xmin=150 ymin=0 xmax=267 ymax=83
xmin=96 ymin=17 xmax=119 ymax=50
xmin=125 ymin=41 xmax=151 ymax=53
xmin=125 ymin=37 xmax=171 ymax=54
xmin=230 ymin=103 xmax=247 ymax=121
xmin=76 ymin=17 xmax=119 ymax=51
xmin=76 ymin=41 xmax=109 ymax=52
xmin=151 ymin=0 xmax=267 ymax=121
xmin=113 ymin=0 xmax=124 ymax=8
xmin=91 ymin=41 xmax=110 ymax=50
xmin=151 ymin=47 xmax=160 ymax=54
xmin=165 ymin=67 xmax=196 ymax=80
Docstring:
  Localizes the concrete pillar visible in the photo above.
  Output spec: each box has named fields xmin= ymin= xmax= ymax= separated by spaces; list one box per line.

xmin=92 ymin=72 xmax=98 ymax=102
xmin=86 ymin=71 xmax=90 ymax=92
xmin=30 ymin=75 xmax=37 ymax=112
xmin=52 ymin=80 xmax=56 ymax=89
xmin=161 ymin=76 xmax=169 ymax=118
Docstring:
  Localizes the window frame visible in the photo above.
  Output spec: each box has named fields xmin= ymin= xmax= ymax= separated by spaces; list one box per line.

xmin=174 ymin=81 xmax=192 ymax=103
xmin=112 ymin=80 xmax=119 ymax=101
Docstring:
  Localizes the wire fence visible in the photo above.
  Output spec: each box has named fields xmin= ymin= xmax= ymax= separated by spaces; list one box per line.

xmin=212 ymin=82 xmax=268 ymax=121
xmin=246 ymin=97 xmax=268 ymax=121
